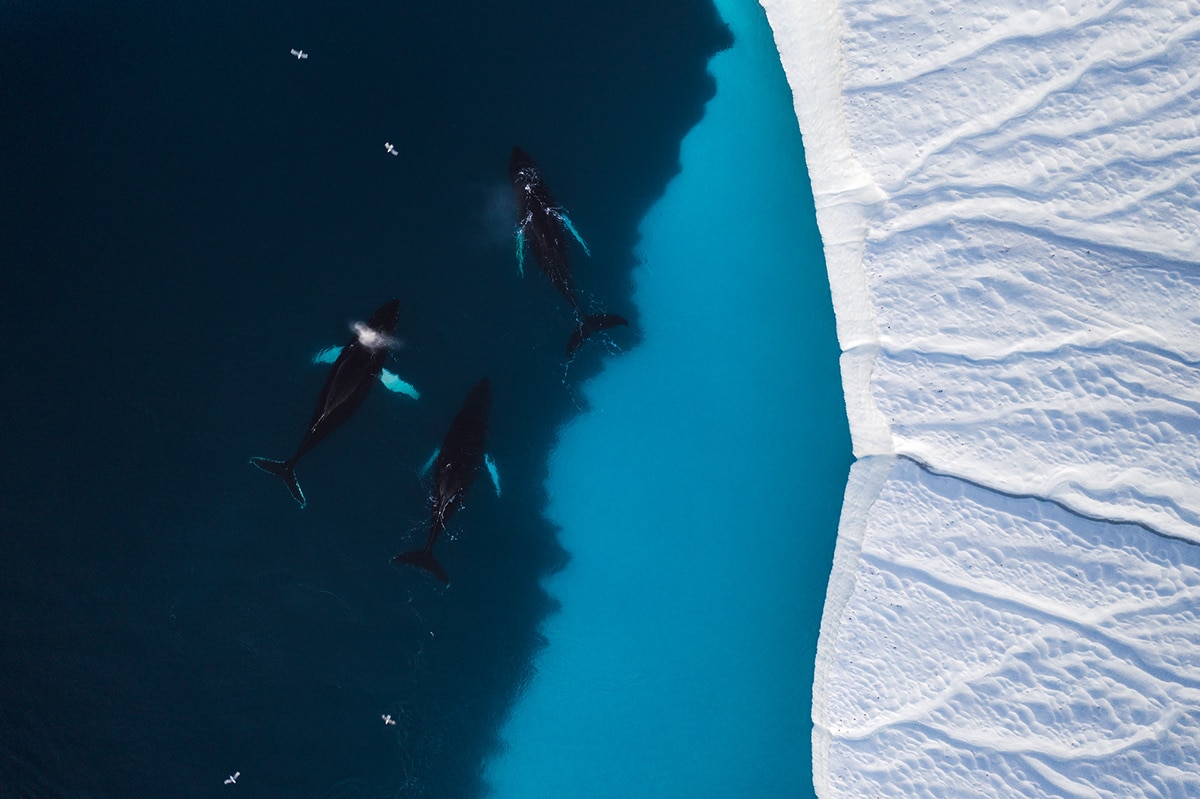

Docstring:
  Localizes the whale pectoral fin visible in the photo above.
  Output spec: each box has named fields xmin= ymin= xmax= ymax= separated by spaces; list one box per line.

xmin=485 ymin=453 xmax=501 ymax=497
xmin=556 ymin=210 xmax=591 ymax=256
xmin=380 ymin=369 xmax=420 ymax=400
xmin=313 ymin=345 xmax=342 ymax=365
xmin=514 ymin=227 xmax=526 ymax=277
xmin=419 ymin=448 xmax=440 ymax=478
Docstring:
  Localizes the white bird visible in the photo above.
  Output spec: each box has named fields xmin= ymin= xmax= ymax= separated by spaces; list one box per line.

xmin=384 ymin=142 xmax=399 ymax=156
xmin=290 ymin=49 xmax=308 ymax=60
xmin=224 ymin=771 xmax=240 ymax=785
xmin=382 ymin=714 xmax=396 ymax=725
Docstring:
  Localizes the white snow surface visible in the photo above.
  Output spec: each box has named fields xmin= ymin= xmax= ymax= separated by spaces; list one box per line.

xmin=759 ymin=0 xmax=1200 ymax=795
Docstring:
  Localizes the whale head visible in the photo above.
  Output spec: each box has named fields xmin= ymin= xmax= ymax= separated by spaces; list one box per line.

xmin=509 ymin=146 xmax=540 ymax=190
xmin=356 ymin=298 xmax=401 ymax=349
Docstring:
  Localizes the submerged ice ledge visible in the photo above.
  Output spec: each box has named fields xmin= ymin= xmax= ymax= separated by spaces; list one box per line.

xmin=760 ymin=0 xmax=1200 ymax=794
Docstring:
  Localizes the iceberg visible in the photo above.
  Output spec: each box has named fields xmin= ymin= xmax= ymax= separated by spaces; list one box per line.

xmin=760 ymin=0 xmax=1200 ymax=795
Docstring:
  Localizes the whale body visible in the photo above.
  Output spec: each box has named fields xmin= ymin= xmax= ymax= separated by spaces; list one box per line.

xmin=250 ymin=299 xmax=401 ymax=508
xmin=393 ymin=377 xmax=493 ymax=584
xmin=509 ymin=146 xmax=628 ymax=356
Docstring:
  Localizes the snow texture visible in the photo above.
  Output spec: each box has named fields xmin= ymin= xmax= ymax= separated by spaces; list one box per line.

xmin=760 ymin=0 xmax=1200 ymax=795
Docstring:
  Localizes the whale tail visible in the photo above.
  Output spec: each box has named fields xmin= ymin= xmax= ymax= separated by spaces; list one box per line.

xmin=250 ymin=457 xmax=306 ymax=508
xmin=567 ymin=313 xmax=629 ymax=356
xmin=392 ymin=547 xmax=449 ymax=585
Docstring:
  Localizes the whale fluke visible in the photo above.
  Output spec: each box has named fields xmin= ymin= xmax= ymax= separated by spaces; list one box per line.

xmin=568 ymin=312 xmax=629 ymax=356
xmin=392 ymin=547 xmax=449 ymax=585
xmin=249 ymin=457 xmax=306 ymax=508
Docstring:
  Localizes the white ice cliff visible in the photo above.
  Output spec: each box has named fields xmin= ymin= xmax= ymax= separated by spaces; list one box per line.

xmin=761 ymin=0 xmax=1200 ymax=795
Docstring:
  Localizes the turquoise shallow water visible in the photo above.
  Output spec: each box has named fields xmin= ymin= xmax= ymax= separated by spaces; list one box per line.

xmin=486 ymin=1 xmax=851 ymax=795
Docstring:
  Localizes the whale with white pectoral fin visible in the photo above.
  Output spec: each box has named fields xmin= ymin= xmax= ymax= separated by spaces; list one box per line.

xmin=509 ymin=146 xmax=628 ymax=356
xmin=251 ymin=299 xmax=418 ymax=508
xmin=393 ymin=377 xmax=497 ymax=585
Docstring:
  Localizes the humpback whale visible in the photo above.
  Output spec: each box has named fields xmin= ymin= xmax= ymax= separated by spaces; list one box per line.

xmin=393 ymin=377 xmax=494 ymax=584
xmin=250 ymin=299 xmax=402 ymax=508
xmin=509 ymin=146 xmax=628 ymax=356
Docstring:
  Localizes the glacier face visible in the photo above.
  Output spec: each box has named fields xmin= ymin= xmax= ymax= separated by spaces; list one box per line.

xmin=761 ymin=0 xmax=1200 ymax=794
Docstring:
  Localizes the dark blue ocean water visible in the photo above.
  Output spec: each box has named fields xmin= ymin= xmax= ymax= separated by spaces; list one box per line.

xmin=0 ymin=1 xmax=847 ymax=797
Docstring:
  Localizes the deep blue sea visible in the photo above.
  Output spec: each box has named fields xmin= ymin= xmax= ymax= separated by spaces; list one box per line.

xmin=0 ymin=1 xmax=849 ymax=797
